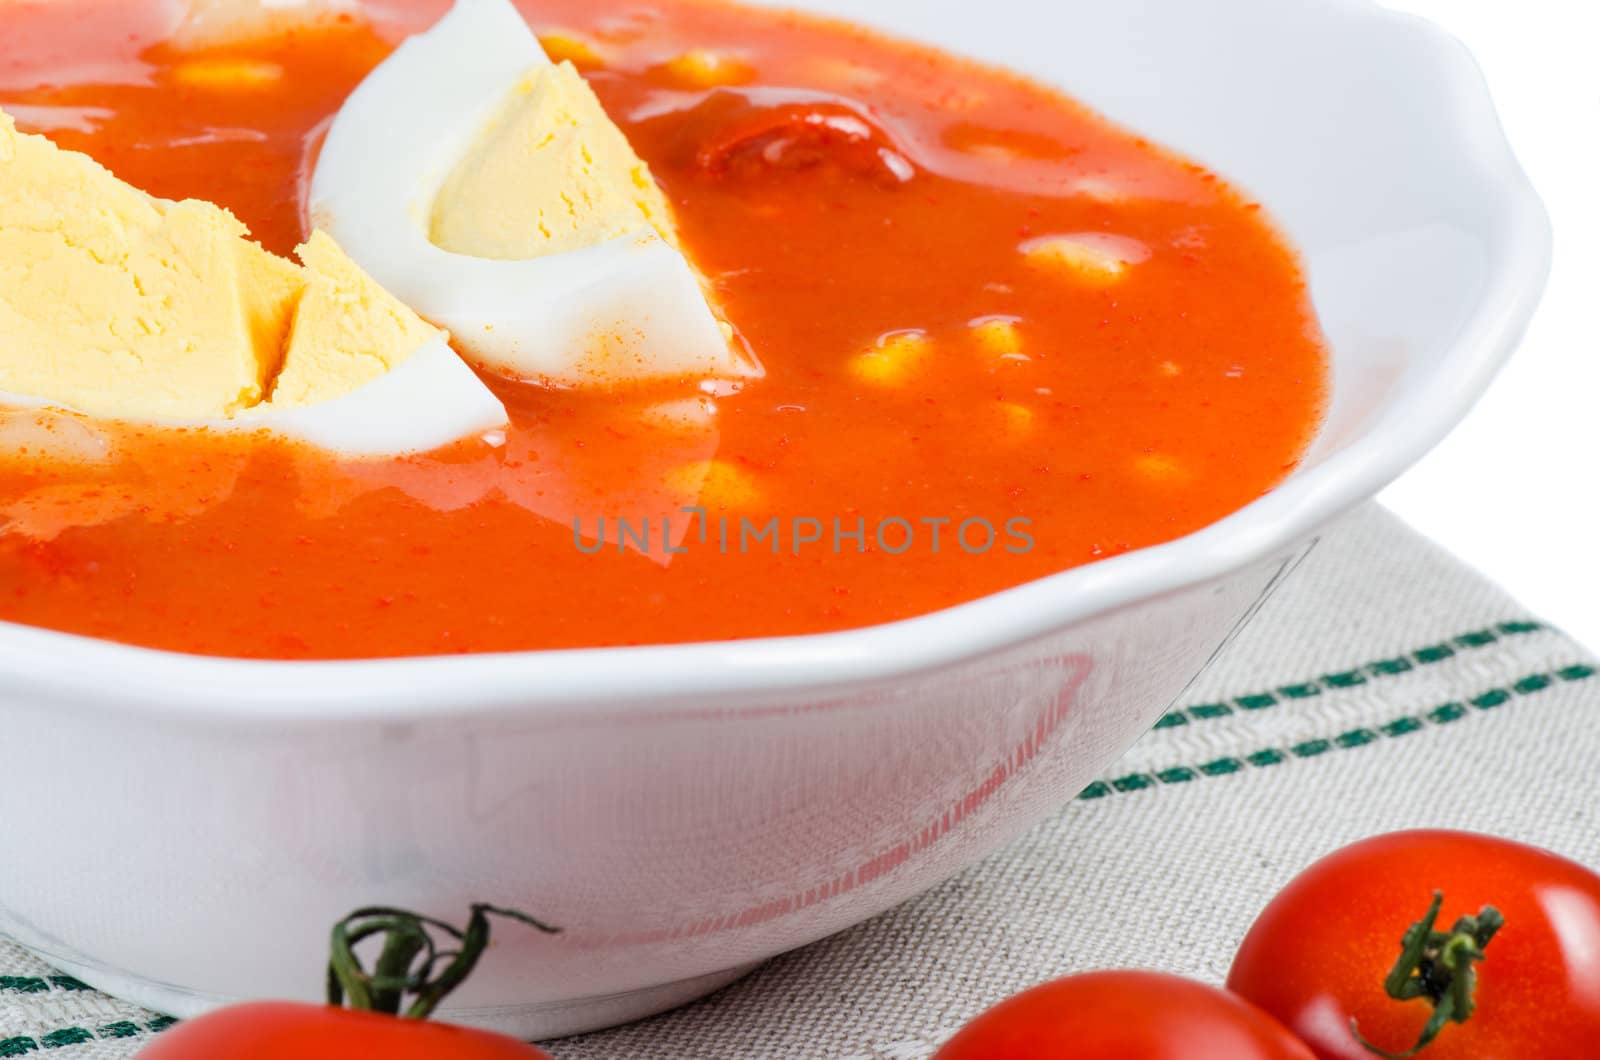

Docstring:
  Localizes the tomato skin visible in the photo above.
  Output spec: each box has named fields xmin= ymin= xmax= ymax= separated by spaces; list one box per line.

xmin=1228 ymin=830 xmax=1600 ymax=1060
xmin=668 ymin=89 xmax=913 ymax=187
xmin=136 ymin=1002 xmax=555 ymax=1059
xmin=933 ymin=970 xmax=1315 ymax=1059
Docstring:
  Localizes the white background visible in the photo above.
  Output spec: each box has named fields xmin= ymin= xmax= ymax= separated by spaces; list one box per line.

xmin=1376 ymin=0 xmax=1600 ymax=644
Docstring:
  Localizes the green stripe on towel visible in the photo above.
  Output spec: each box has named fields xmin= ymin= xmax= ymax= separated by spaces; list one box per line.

xmin=1157 ymin=620 xmax=1546 ymax=729
xmin=1080 ymin=662 xmax=1595 ymax=801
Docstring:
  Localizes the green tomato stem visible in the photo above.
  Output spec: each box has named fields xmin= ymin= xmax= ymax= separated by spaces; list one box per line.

xmin=327 ymin=904 xmax=560 ymax=1020
xmin=1351 ymin=890 xmax=1504 ymax=1058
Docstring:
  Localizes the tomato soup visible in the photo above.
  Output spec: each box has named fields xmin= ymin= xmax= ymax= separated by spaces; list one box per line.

xmin=0 ymin=0 xmax=1326 ymax=659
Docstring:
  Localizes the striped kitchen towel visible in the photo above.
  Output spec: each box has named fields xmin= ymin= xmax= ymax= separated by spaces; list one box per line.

xmin=3 ymin=504 xmax=1596 ymax=1058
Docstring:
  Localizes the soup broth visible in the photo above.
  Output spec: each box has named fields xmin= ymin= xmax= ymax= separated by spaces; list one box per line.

xmin=0 ymin=0 xmax=1327 ymax=659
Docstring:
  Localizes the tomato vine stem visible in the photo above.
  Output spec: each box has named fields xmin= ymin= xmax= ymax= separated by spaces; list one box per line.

xmin=327 ymin=904 xmax=560 ymax=1020
xmin=1352 ymin=890 xmax=1504 ymax=1058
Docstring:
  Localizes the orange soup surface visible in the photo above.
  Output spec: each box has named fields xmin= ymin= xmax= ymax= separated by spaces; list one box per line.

xmin=0 ymin=0 xmax=1327 ymax=659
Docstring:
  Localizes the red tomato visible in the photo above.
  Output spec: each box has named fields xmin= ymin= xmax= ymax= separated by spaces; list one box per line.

xmin=136 ymin=1002 xmax=554 ymax=1059
xmin=933 ymin=970 xmax=1316 ymax=1059
xmin=1228 ymin=830 xmax=1600 ymax=1059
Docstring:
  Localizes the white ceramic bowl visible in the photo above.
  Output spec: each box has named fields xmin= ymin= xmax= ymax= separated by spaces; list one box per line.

xmin=0 ymin=0 xmax=1549 ymax=1040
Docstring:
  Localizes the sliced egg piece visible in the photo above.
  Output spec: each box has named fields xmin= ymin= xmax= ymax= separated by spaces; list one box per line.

xmin=310 ymin=0 xmax=758 ymax=389
xmin=0 ymin=104 xmax=506 ymax=460
xmin=225 ymin=230 xmax=509 ymax=457
xmin=0 ymin=336 xmax=506 ymax=461
xmin=221 ymin=336 xmax=507 ymax=457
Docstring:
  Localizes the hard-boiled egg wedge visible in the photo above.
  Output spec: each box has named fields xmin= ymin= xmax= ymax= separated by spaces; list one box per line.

xmin=222 ymin=232 xmax=508 ymax=457
xmin=310 ymin=0 xmax=759 ymax=389
xmin=0 ymin=107 xmax=506 ymax=459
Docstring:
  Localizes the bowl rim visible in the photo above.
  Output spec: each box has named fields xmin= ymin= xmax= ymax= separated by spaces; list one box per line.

xmin=0 ymin=0 xmax=1553 ymax=726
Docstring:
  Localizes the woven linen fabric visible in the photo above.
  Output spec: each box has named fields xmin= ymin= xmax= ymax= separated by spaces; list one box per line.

xmin=3 ymin=503 xmax=1596 ymax=1058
